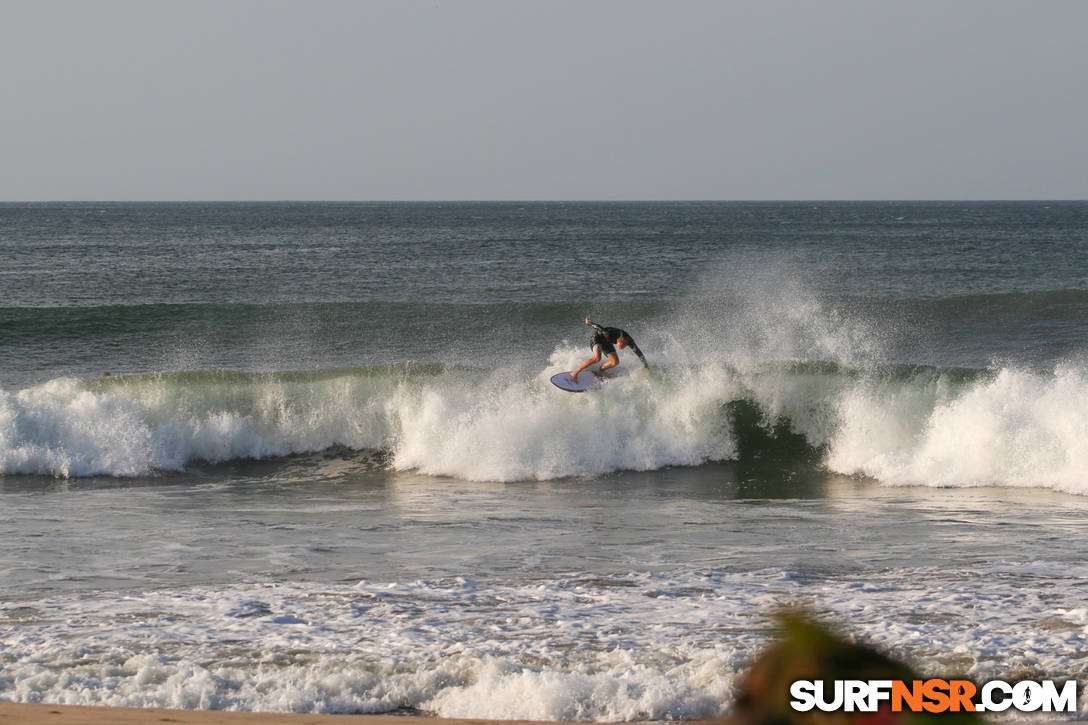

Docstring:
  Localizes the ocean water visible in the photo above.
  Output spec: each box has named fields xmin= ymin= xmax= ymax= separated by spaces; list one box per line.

xmin=2 ymin=201 xmax=1088 ymax=719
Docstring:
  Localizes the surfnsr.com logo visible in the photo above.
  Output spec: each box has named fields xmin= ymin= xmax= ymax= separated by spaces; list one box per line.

xmin=790 ymin=679 xmax=1078 ymax=714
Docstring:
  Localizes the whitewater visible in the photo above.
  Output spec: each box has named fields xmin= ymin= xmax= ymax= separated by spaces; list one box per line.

xmin=5 ymin=350 xmax=1088 ymax=495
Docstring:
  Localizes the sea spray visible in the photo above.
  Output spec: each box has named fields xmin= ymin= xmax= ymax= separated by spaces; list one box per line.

xmin=391 ymin=355 xmax=739 ymax=481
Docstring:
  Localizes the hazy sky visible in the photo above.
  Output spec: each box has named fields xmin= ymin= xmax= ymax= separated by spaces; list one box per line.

xmin=4 ymin=0 xmax=1086 ymax=200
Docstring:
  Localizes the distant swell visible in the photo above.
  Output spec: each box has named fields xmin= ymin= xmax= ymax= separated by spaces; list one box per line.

xmin=3 ymin=354 xmax=1088 ymax=495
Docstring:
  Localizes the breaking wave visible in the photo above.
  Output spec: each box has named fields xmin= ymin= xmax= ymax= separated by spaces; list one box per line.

xmin=3 ymin=354 xmax=1088 ymax=495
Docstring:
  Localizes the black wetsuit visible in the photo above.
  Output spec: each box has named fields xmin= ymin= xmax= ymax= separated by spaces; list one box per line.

xmin=588 ymin=321 xmax=648 ymax=367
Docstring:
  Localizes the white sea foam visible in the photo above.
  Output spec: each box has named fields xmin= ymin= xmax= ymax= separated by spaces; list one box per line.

xmin=0 ymin=355 xmax=746 ymax=481
xmin=4 ymin=356 xmax=1088 ymax=494
xmin=0 ymin=373 xmax=395 ymax=478
xmin=827 ymin=364 xmax=1088 ymax=494
xmin=391 ymin=355 xmax=739 ymax=481
xmin=2 ymin=566 xmax=1086 ymax=719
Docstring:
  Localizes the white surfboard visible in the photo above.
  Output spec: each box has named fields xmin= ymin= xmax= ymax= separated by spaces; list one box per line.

xmin=550 ymin=371 xmax=604 ymax=393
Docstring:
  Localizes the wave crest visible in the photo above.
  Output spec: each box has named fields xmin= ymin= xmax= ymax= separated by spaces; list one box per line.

xmin=3 ymin=359 xmax=1088 ymax=495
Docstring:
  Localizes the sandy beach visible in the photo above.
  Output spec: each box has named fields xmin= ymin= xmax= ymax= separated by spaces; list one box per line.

xmin=0 ymin=703 xmax=589 ymax=725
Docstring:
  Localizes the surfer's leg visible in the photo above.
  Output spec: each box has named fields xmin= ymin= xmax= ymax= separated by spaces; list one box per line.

xmin=598 ymin=353 xmax=620 ymax=375
xmin=571 ymin=348 xmax=603 ymax=382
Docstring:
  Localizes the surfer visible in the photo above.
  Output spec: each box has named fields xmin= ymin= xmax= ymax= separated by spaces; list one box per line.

xmin=570 ymin=318 xmax=649 ymax=383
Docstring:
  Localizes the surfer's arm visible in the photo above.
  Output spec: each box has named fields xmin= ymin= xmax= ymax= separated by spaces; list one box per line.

xmin=627 ymin=339 xmax=649 ymax=368
xmin=585 ymin=317 xmax=607 ymax=335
